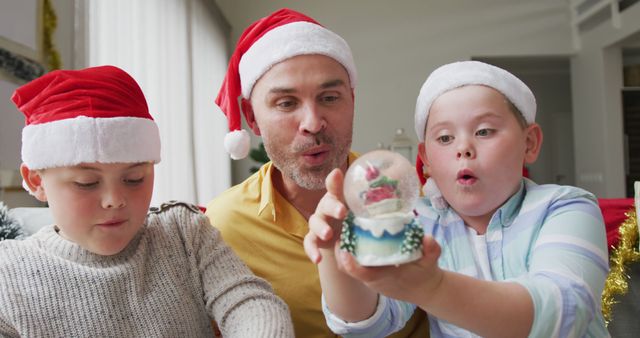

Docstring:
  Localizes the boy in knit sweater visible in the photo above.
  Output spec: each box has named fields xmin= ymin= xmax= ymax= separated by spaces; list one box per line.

xmin=304 ymin=61 xmax=609 ymax=337
xmin=0 ymin=65 xmax=293 ymax=337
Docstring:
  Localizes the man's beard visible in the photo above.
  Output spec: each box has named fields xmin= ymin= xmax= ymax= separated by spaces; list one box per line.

xmin=265 ymin=132 xmax=350 ymax=190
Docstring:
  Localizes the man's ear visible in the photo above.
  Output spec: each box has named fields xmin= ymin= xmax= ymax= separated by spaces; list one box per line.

xmin=523 ymin=123 xmax=543 ymax=164
xmin=241 ymin=98 xmax=261 ymax=136
xmin=20 ymin=163 xmax=47 ymax=202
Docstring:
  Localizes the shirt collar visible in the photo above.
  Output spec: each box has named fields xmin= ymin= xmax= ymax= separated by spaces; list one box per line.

xmin=257 ymin=152 xmax=358 ymax=222
xmin=494 ymin=179 xmax=526 ymax=227
xmin=258 ymin=161 xmax=277 ymax=220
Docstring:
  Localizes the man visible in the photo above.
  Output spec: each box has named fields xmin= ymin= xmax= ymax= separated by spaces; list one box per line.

xmin=207 ymin=8 xmax=428 ymax=337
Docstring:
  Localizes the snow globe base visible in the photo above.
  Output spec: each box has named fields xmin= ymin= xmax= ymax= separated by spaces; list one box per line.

xmin=341 ymin=212 xmax=424 ymax=267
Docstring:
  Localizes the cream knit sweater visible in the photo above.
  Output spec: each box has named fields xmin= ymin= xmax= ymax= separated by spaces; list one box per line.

xmin=0 ymin=201 xmax=293 ymax=337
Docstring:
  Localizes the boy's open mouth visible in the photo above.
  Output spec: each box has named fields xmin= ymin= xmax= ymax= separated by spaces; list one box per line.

xmin=457 ymin=169 xmax=477 ymax=185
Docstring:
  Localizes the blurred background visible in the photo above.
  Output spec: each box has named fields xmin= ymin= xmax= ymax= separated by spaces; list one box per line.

xmin=1 ymin=0 xmax=639 ymax=207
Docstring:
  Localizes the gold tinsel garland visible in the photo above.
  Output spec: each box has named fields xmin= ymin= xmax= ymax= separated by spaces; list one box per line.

xmin=42 ymin=0 xmax=61 ymax=71
xmin=601 ymin=209 xmax=639 ymax=326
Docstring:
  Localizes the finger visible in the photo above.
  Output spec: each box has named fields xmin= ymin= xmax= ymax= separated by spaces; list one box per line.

xmin=303 ymin=232 xmax=322 ymax=264
xmin=338 ymin=250 xmax=379 ymax=282
xmin=415 ymin=235 xmax=441 ymax=268
xmin=308 ymin=213 xmax=334 ymax=241
xmin=337 ymin=249 xmax=359 ymax=274
xmin=315 ymin=192 xmax=348 ymax=222
xmin=422 ymin=235 xmax=441 ymax=260
xmin=337 ymin=250 xmax=384 ymax=281
xmin=325 ymin=168 xmax=345 ymax=202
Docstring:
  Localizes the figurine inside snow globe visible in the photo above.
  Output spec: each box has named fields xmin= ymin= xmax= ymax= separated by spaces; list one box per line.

xmin=340 ymin=150 xmax=424 ymax=266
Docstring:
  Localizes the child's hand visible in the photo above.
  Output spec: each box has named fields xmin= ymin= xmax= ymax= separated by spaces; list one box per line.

xmin=336 ymin=235 xmax=444 ymax=306
xmin=304 ymin=168 xmax=348 ymax=264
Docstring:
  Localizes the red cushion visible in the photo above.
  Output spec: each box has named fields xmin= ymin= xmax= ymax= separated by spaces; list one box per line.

xmin=598 ymin=198 xmax=635 ymax=251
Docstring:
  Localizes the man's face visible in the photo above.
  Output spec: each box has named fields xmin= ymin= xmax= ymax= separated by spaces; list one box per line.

xmin=248 ymin=54 xmax=354 ymax=190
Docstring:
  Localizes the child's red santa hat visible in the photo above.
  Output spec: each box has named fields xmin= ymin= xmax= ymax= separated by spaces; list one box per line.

xmin=215 ymin=8 xmax=357 ymax=160
xmin=12 ymin=65 xmax=161 ymax=171
xmin=413 ymin=61 xmax=536 ymax=207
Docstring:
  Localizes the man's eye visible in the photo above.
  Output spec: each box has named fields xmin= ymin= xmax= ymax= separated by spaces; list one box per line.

xmin=276 ymin=99 xmax=296 ymax=109
xmin=321 ymin=95 xmax=339 ymax=103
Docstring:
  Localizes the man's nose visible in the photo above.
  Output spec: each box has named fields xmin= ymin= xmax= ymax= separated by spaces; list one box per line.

xmin=299 ymin=104 xmax=327 ymax=135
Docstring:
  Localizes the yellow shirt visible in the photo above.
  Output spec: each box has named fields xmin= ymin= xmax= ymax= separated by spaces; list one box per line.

xmin=206 ymin=155 xmax=428 ymax=338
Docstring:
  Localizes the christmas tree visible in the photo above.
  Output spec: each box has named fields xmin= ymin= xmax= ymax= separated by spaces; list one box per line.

xmin=400 ymin=219 xmax=424 ymax=254
xmin=340 ymin=213 xmax=356 ymax=254
xmin=0 ymin=202 xmax=24 ymax=241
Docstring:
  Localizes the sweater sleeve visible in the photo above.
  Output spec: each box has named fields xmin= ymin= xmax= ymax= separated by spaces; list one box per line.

xmin=0 ymin=311 xmax=19 ymax=337
xmin=0 ymin=248 xmax=19 ymax=338
xmin=322 ymin=293 xmax=416 ymax=337
xmin=0 ymin=318 xmax=20 ymax=337
xmin=512 ymin=196 xmax=609 ymax=338
xmin=188 ymin=211 xmax=294 ymax=338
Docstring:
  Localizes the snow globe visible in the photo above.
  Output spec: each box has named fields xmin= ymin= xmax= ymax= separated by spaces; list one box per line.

xmin=340 ymin=150 xmax=424 ymax=266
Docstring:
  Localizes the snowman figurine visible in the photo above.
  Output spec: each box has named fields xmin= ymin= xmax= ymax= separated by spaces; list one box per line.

xmin=341 ymin=150 xmax=424 ymax=266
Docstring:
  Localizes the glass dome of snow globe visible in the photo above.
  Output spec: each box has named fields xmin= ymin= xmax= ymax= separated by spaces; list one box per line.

xmin=343 ymin=150 xmax=420 ymax=218
xmin=341 ymin=150 xmax=423 ymax=266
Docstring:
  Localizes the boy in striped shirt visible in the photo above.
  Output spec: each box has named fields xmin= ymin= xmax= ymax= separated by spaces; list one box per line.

xmin=304 ymin=61 xmax=609 ymax=337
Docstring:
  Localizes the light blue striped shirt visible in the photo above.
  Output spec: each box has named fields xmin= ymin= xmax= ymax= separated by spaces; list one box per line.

xmin=324 ymin=179 xmax=609 ymax=337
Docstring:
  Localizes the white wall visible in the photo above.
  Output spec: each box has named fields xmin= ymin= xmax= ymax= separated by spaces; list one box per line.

xmin=477 ymin=57 xmax=574 ymax=186
xmin=214 ymin=0 xmax=575 ymax=184
xmin=0 ymin=0 xmax=75 ymax=170
xmin=3 ymin=1 xmax=636 ymax=201
xmin=0 ymin=0 xmax=75 ymax=207
xmin=571 ymin=4 xmax=640 ymax=197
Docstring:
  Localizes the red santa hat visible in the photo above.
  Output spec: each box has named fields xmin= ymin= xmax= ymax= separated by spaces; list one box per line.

xmin=12 ymin=65 xmax=161 ymax=171
xmin=215 ymin=8 xmax=357 ymax=160
xmin=414 ymin=61 xmax=536 ymax=207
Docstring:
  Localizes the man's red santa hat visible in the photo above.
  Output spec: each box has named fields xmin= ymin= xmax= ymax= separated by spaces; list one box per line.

xmin=12 ymin=65 xmax=161 ymax=171
xmin=215 ymin=8 xmax=357 ymax=159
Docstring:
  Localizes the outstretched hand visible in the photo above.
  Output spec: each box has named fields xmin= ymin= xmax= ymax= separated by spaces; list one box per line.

xmin=304 ymin=168 xmax=445 ymax=309
xmin=304 ymin=168 xmax=348 ymax=264
xmin=335 ymin=234 xmax=444 ymax=306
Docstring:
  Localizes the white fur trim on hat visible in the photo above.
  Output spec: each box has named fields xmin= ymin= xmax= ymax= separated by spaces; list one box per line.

xmin=422 ymin=177 xmax=448 ymax=211
xmin=239 ymin=21 xmax=357 ymax=98
xmin=224 ymin=129 xmax=251 ymax=160
xmin=22 ymin=116 xmax=161 ymax=170
xmin=414 ymin=61 xmax=536 ymax=142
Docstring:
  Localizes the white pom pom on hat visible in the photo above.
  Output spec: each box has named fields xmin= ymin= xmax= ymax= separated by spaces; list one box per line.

xmin=224 ymin=130 xmax=251 ymax=160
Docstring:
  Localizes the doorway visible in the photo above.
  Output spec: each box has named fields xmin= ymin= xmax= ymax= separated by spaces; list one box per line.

xmin=473 ymin=56 xmax=575 ymax=186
